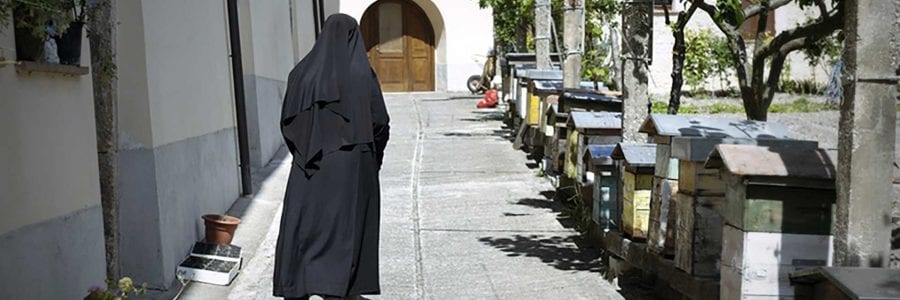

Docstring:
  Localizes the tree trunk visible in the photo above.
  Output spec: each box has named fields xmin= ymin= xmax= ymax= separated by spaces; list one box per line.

xmin=87 ymin=0 xmax=119 ymax=280
xmin=667 ymin=3 xmax=698 ymax=114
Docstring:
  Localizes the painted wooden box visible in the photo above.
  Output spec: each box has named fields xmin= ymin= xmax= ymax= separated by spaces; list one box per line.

xmin=721 ymin=225 xmax=833 ymax=299
xmin=564 ymin=111 xmax=622 ymax=182
xmin=705 ymin=144 xmax=838 ymax=299
xmin=790 ymin=267 xmax=900 ymax=300
xmin=670 ymin=138 xmax=819 ymax=276
xmin=612 ymin=143 xmax=656 ymax=240
xmin=584 ymin=145 xmax=618 ymax=231
xmin=639 ymin=115 xmax=796 ymax=257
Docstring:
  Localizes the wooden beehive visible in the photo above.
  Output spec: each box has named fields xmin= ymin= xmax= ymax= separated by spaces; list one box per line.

xmin=789 ymin=267 xmax=900 ymax=300
xmin=639 ymin=115 xmax=796 ymax=257
xmin=671 ymin=138 xmax=819 ymax=277
xmin=583 ymin=145 xmax=618 ymax=231
xmin=564 ymin=111 xmax=622 ymax=182
xmin=705 ymin=144 xmax=838 ymax=299
xmin=612 ymin=143 xmax=656 ymax=240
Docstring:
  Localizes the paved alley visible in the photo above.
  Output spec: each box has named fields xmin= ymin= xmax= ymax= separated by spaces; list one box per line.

xmin=217 ymin=93 xmax=623 ymax=299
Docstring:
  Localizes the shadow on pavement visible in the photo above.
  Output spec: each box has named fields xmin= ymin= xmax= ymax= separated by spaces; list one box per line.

xmin=477 ymin=234 xmax=603 ymax=273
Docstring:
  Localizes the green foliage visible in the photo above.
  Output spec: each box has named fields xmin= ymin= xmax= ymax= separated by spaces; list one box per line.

xmin=2 ymin=0 xmax=89 ymax=40
xmin=684 ymin=29 xmax=731 ymax=95
xmin=479 ymin=0 xmax=535 ymax=50
xmin=84 ymin=277 xmax=148 ymax=300
xmin=802 ymin=29 xmax=842 ymax=68
xmin=714 ymin=0 xmax=744 ymax=27
xmin=769 ymin=98 xmax=837 ymax=112
xmin=779 ymin=78 xmax=824 ymax=95
xmin=652 ymin=98 xmax=837 ymax=115
xmin=479 ymin=0 xmax=620 ymax=83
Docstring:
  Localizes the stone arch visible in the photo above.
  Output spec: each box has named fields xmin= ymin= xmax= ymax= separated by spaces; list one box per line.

xmin=344 ymin=0 xmax=447 ymax=91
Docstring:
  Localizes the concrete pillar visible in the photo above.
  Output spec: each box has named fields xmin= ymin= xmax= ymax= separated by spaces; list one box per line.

xmin=620 ymin=2 xmax=651 ymax=143
xmin=834 ymin=0 xmax=899 ymax=267
xmin=563 ymin=0 xmax=584 ymax=88
xmin=535 ymin=0 xmax=551 ymax=69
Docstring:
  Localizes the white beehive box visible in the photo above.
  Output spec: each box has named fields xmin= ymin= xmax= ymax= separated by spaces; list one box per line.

xmin=720 ymin=225 xmax=833 ymax=299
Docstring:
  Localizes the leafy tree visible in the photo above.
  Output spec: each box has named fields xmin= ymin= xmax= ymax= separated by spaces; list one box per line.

xmin=696 ymin=0 xmax=845 ymax=120
xmin=479 ymin=0 xmax=620 ymax=86
xmin=479 ymin=0 xmax=535 ymax=52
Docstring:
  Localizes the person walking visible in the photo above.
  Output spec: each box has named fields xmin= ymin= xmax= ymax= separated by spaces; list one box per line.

xmin=274 ymin=14 xmax=390 ymax=300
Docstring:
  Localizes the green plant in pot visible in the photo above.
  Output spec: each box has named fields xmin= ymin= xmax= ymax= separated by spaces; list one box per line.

xmin=6 ymin=0 xmax=71 ymax=62
xmin=54 ymin=0 xmax=89 ymax=65
xmin=0 ymin=0 xmax=89 ymax=64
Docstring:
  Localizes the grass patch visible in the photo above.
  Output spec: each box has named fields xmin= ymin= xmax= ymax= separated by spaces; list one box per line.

xmin=896 ymin=102 xmax=900 ymax=111
xmin=769 ymin=98 xmax=838 ymax=113
xmin=651 ymin=98 xmax=838 ymax=115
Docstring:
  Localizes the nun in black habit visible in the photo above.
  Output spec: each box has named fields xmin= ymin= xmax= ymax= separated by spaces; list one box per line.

xmin=274 ymin=14 xmax=389 ymax=299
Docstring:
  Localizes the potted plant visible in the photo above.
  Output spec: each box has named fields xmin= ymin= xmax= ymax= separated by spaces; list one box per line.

xmin=202 ymin=214 xmax=241 ymax=245
xmin=0 ymin=0 xmax=89 ymax=64
xmin=55 ymin=0 xmax=86 ymax=65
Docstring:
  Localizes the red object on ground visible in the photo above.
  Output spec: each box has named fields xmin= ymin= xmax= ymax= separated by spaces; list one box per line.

xmin=476 ymin=89 xmax=498 ymax=108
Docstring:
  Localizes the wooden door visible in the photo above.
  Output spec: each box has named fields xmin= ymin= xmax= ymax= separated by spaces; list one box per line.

xmin=361 ymin=0 xmax=435 ymax=92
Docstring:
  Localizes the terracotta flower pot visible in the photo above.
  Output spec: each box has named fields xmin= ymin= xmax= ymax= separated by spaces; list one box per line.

xmin=202 ymin=214 xmax=241 ymax=245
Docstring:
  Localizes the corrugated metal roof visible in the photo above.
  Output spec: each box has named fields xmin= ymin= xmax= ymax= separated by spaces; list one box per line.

xmin=611 ymin=143 xmax=657 ymax=166
xmin=639 ymin=114 xmax=793 ymax=139
xmin=585 ymin=144 xmax=617 ymax=166
xmin=569 ymin=111 xmax=622 ymax=130
xmin=705 ymin=144 xmax=837 ymax=179
xmin=670 ymin=137 xmax=819 ymax=162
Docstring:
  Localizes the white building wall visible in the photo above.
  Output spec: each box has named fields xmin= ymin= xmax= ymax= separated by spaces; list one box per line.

xmin=648 ymin=2 xmax=831 ymax=95
xmin=0 ymin=16 xmax=106 ymax=299
xmin=115 ymin=0 xmax=241 ymax=289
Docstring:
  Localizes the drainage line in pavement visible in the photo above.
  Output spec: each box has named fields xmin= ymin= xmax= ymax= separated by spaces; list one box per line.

xmin=410 ymin=98 xmax=426 ymax=299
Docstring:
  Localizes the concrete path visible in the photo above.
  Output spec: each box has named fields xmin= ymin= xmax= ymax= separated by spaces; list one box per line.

xmin=182 ymin=93 xmax=623 ymax=300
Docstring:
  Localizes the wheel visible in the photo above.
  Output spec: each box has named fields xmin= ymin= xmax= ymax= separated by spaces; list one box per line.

xmin=467 ymin=75 xmax=483 ymax=94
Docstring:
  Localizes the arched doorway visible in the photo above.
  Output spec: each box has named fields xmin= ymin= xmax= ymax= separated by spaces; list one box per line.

xmin=360 ymin=0 xmax=435 ymax=92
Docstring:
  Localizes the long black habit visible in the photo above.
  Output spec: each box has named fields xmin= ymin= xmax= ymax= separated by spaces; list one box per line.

xmin=274 ymin=14 xmax=390 ymax=298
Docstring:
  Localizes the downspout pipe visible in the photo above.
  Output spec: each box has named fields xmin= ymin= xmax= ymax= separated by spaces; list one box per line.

xmin=226 ymin=0 xmax=253 ymax=196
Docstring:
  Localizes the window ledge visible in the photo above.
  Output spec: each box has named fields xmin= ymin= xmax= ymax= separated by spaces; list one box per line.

xmin=14 ymin=61 xmax=90 ymax=76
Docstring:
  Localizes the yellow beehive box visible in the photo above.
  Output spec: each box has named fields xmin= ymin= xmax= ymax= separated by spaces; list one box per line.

xmin=611 ymin=143 xmax=657 ymax=240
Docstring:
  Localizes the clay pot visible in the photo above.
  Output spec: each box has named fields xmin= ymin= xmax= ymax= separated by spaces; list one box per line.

xmin=202 ymin=214 xmax=241 ymax=245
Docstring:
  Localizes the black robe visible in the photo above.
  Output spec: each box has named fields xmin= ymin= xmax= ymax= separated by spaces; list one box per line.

xmin=274 ymin=14 xmax=390 ymax=298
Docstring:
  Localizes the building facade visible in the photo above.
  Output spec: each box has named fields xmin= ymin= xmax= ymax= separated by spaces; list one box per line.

xmin=0 ymin=0 xmax=494 ymax=297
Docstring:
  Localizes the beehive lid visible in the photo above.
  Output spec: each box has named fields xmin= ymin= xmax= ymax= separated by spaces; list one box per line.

xmin=611 ymin=143 xmax=657 ymax=167
xmin=705 ymin=144 xmax=837 ymax=180
xmin=639 ymin=114 xmax=793 ymax=139
xmin=513 ymin=65 xmax=536 ymax=78
xmin=522 ymin=69 xmax=563 ymax=81
xmin=671 ymin=137 xmax=819 ymax=162
xmin=790 ymin=267 xmax=900 ymax=300
xmin=585 ymin=144 xmax=617 ymax=166
xmin=569 ymin=111 xmax=622 ymax=131
xmin=533 ymin=80 xmax=564 ymax=93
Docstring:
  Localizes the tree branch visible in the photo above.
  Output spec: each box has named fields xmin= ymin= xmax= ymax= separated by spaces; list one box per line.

xmin=814 ymin=0 xmax=829 ymax=20
xmin=743 ymin=0 xmax=792 ymax=19
xmin=753 ymin=7 xmax=843 ymax=61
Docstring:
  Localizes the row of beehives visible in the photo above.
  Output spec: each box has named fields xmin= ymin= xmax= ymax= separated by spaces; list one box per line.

xmin=501 ymin=67 xmax=839 ymax=299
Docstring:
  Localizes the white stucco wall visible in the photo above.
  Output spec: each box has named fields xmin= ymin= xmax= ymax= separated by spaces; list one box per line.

xmin=648 ymin=2 xmax=831 ymax=95
xmin=292 ymin=0 xmax=317 ymax=61
xmin=339 ymin=0 xmax=493 ymax=91
xmin=0 ymin=24 xmax=101 ymax=235
xmin=245 ymin=0 xmax=294 ymax=80
xmin=141 ymin=0 xmax=236 ymax=147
